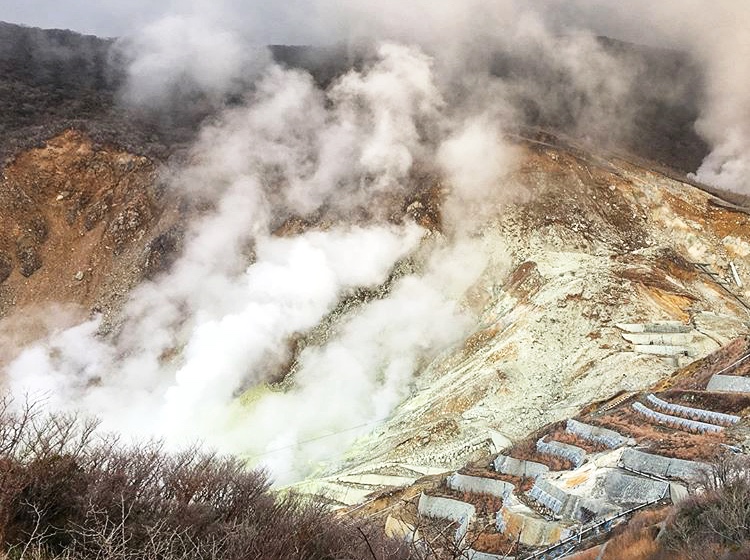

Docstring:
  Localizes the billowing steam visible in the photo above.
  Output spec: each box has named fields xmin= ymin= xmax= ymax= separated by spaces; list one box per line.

xmin=539 ymin=0 xmax=750 ymax=192
xmin=5 ymin=0 xmax=750 ymax=483
xmin=6 ymin=40 xmax=514 ymax=483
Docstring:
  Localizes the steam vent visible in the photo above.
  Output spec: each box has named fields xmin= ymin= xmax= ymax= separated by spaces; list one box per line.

xmin=1 ymin=3 xmax=750 ymax=559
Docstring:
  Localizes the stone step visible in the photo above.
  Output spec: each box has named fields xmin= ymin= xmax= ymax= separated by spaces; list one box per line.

xmin=598 ymin=391 xmax=638 ymax=413
xmin=621 ymin=332 xmax=696 ymax=346
xmin=633 ymin=344 xmax=693 ymax=357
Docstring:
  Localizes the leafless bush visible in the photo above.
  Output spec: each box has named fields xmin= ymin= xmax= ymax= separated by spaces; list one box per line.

xmin=0 ymin=395 xmax=422 ymax=560
xmin=662 ymin=453 xmax=750 ymax=560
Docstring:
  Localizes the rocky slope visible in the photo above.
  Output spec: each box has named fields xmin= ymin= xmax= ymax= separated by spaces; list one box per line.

xmin=0 ymin=130 xmax=184 ymax=366
xmin=293 ymin=136 xmax=750 ymax=507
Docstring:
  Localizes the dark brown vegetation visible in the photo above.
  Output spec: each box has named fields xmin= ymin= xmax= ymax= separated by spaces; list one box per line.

xmin=0 ymin=396 xmax=419 ymax=560
xmin=661 ymin=454 xmax=750 ymax=560
xmin=656 ymin=390 xmax=750 ymax=416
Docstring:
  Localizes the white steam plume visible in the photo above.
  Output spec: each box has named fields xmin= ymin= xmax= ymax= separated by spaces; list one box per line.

xmin=223 ymin=239 xmax=489 ymax=483
xmin=540 ymin=0 xmax=750 ymax=192
xmin=6 ymin=40 xmax=518 ymax=483
xmin=116 ymin=14 xmax=271 ymax=107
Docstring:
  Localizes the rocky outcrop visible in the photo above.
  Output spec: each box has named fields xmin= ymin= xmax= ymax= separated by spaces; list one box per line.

xmin=0 ymin=130 xmax=181 ymax=323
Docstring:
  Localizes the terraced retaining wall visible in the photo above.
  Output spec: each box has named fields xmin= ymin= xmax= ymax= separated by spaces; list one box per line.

xmin=632 ymin=402 xmax=724 ymax=433
xmin=566 ymin=419 xmax=629 ymax=448
xmin=536 ymin=437 xmax=586 ymax=467
xmin=496 ymin=495 xmax=571 ymax=547
xmin=447 ymin=473 xmax=514 ymax=500
xmin=646 ymin=394 xmax=739 ymax=425
xmin=494 ymin=455 xmax=549 ymax=479
xmin=418 ymin=493 xmax=475 ymax=543
xmin=619 ymin=449 xmax=708 ymax=481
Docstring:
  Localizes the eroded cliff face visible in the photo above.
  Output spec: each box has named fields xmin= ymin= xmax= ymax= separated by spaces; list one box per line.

xmin=0 ymin=130 xmax=181 ymax=362
xmin=294 ymin=139 xmax=750 ymax=502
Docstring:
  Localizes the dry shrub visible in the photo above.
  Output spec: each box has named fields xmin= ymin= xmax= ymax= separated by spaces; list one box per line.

xmin=542 ymin=428 xmax=608 ymax=454
xmin=0 ymin=396 xmax=415 ymax=560
xmin=662 ymin=454 xmax=750 ymax=560
xmin=469 ymin=531 xmax=518 ymax=557
xmin=565 ymin=546 xmax=603 ymax=560
xmin=566 ymin=508 xmax=671 ymax=560
xmin=590 ymin=409 xmax=725 ymax=461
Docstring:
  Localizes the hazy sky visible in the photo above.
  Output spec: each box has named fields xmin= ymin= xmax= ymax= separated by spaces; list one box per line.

xmin=0 ymin=0 xmax=656 ymax=44
xmin=0 ymin=0 xmax=320 ymax=41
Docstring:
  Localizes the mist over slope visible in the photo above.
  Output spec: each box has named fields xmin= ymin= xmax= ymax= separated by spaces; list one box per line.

xmin=1 ymin=1 xmax=749 ymax=486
